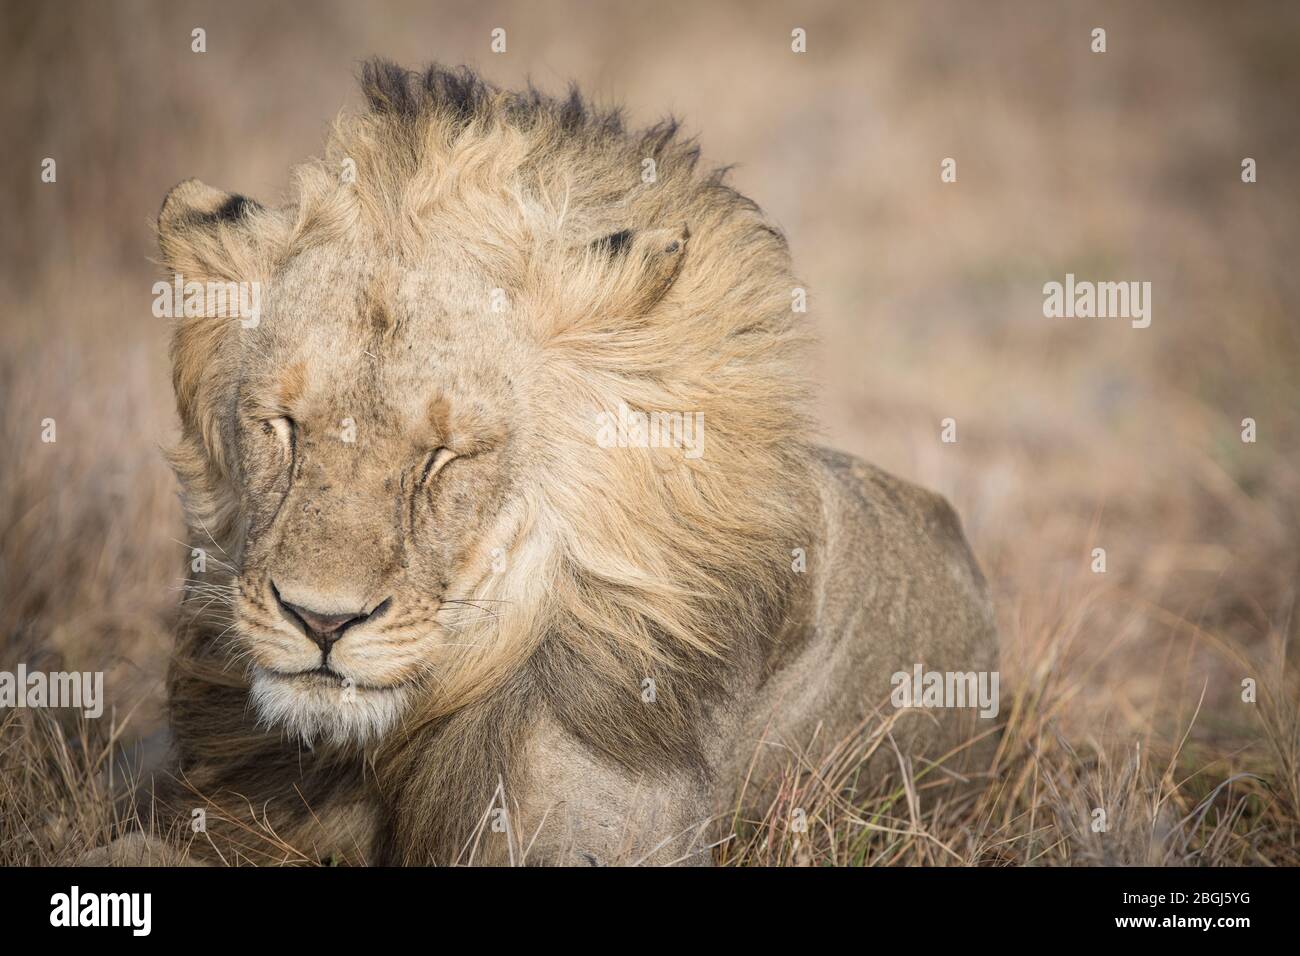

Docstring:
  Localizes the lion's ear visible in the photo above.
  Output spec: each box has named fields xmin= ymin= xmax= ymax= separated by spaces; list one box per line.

xmin=158 ymin=179 xmax=277 ymax=469
xmin=589 ymin=223 xmax=689 ymax=315
xmin=158 ymin=178 xmax=270 ymax=282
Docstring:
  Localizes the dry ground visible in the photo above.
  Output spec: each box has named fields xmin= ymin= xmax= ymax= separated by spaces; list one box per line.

xmin=1 ymin=0 xmax=1297 ymax=865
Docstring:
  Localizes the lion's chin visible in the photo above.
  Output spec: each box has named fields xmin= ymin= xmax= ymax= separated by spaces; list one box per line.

xmin=248 ymin=665 xmax=411 ymax=747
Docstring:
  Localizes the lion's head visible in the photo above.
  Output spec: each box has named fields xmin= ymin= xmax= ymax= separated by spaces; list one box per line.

xmin=160 ymin=61 xmax=812 ymax=752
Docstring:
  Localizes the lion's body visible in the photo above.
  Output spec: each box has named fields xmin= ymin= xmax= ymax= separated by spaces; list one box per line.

xmin=450 ymin=449 xmax=998 ymax=866
xmin=144 ymin=62 xmax=998 ymax=865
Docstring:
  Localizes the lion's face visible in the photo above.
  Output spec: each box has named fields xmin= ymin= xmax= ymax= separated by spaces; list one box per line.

xmin=160 ymin=67 xmax=808 ymax=753
xmin=229 ymin=247 xmax=530 ymax=744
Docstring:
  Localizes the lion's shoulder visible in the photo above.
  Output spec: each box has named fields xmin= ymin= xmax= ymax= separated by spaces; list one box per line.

xmin=813 ymin=446 xmax=992 ymax=609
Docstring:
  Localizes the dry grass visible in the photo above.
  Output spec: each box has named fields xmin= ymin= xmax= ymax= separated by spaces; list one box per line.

xmin=720 ymin=614 xmax=1300 ymax=867
xmin=2 ymin=0 xmax=1298 ymax=865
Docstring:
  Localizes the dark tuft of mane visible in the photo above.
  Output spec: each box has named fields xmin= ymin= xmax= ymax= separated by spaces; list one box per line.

xmin=361 ymin=59 xmax=492 ymax=123
xmin=358 ymin=57 xmax=633 ymax=141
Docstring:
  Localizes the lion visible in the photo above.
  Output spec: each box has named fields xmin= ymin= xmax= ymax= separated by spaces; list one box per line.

xmin=131 ymin=60 xmax=998 ymax=866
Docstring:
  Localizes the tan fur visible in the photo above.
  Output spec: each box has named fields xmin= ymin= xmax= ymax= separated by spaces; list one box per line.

xmin=144 ymin=61 xmax=997 ymax=865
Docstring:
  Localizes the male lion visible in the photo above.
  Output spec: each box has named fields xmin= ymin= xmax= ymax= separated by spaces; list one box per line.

xmin=140 ymin=61 xmax=997 ymax=866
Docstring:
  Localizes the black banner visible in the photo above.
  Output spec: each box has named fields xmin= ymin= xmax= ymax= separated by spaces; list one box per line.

xmin=0 ymin=866 xmax=1276 ymax=941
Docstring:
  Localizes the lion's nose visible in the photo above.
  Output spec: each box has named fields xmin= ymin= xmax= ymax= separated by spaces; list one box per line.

xmin=271 ymin=581 xmax=390 ymax=655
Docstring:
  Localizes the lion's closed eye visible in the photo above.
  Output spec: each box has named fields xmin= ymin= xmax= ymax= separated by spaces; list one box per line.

xmin=419 ymin=446 xmax=457 ymax=486
xmin=263 ymin=415 xmax=295 ymax=451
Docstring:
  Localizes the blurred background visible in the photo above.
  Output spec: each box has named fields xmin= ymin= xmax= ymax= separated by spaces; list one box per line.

xmin=1 ymin=0 xmax=1297 ymax=855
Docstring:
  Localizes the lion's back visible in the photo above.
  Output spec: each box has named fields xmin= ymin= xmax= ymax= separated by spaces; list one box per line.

xmin=721 ymin=447 xmax=999 ymax=798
